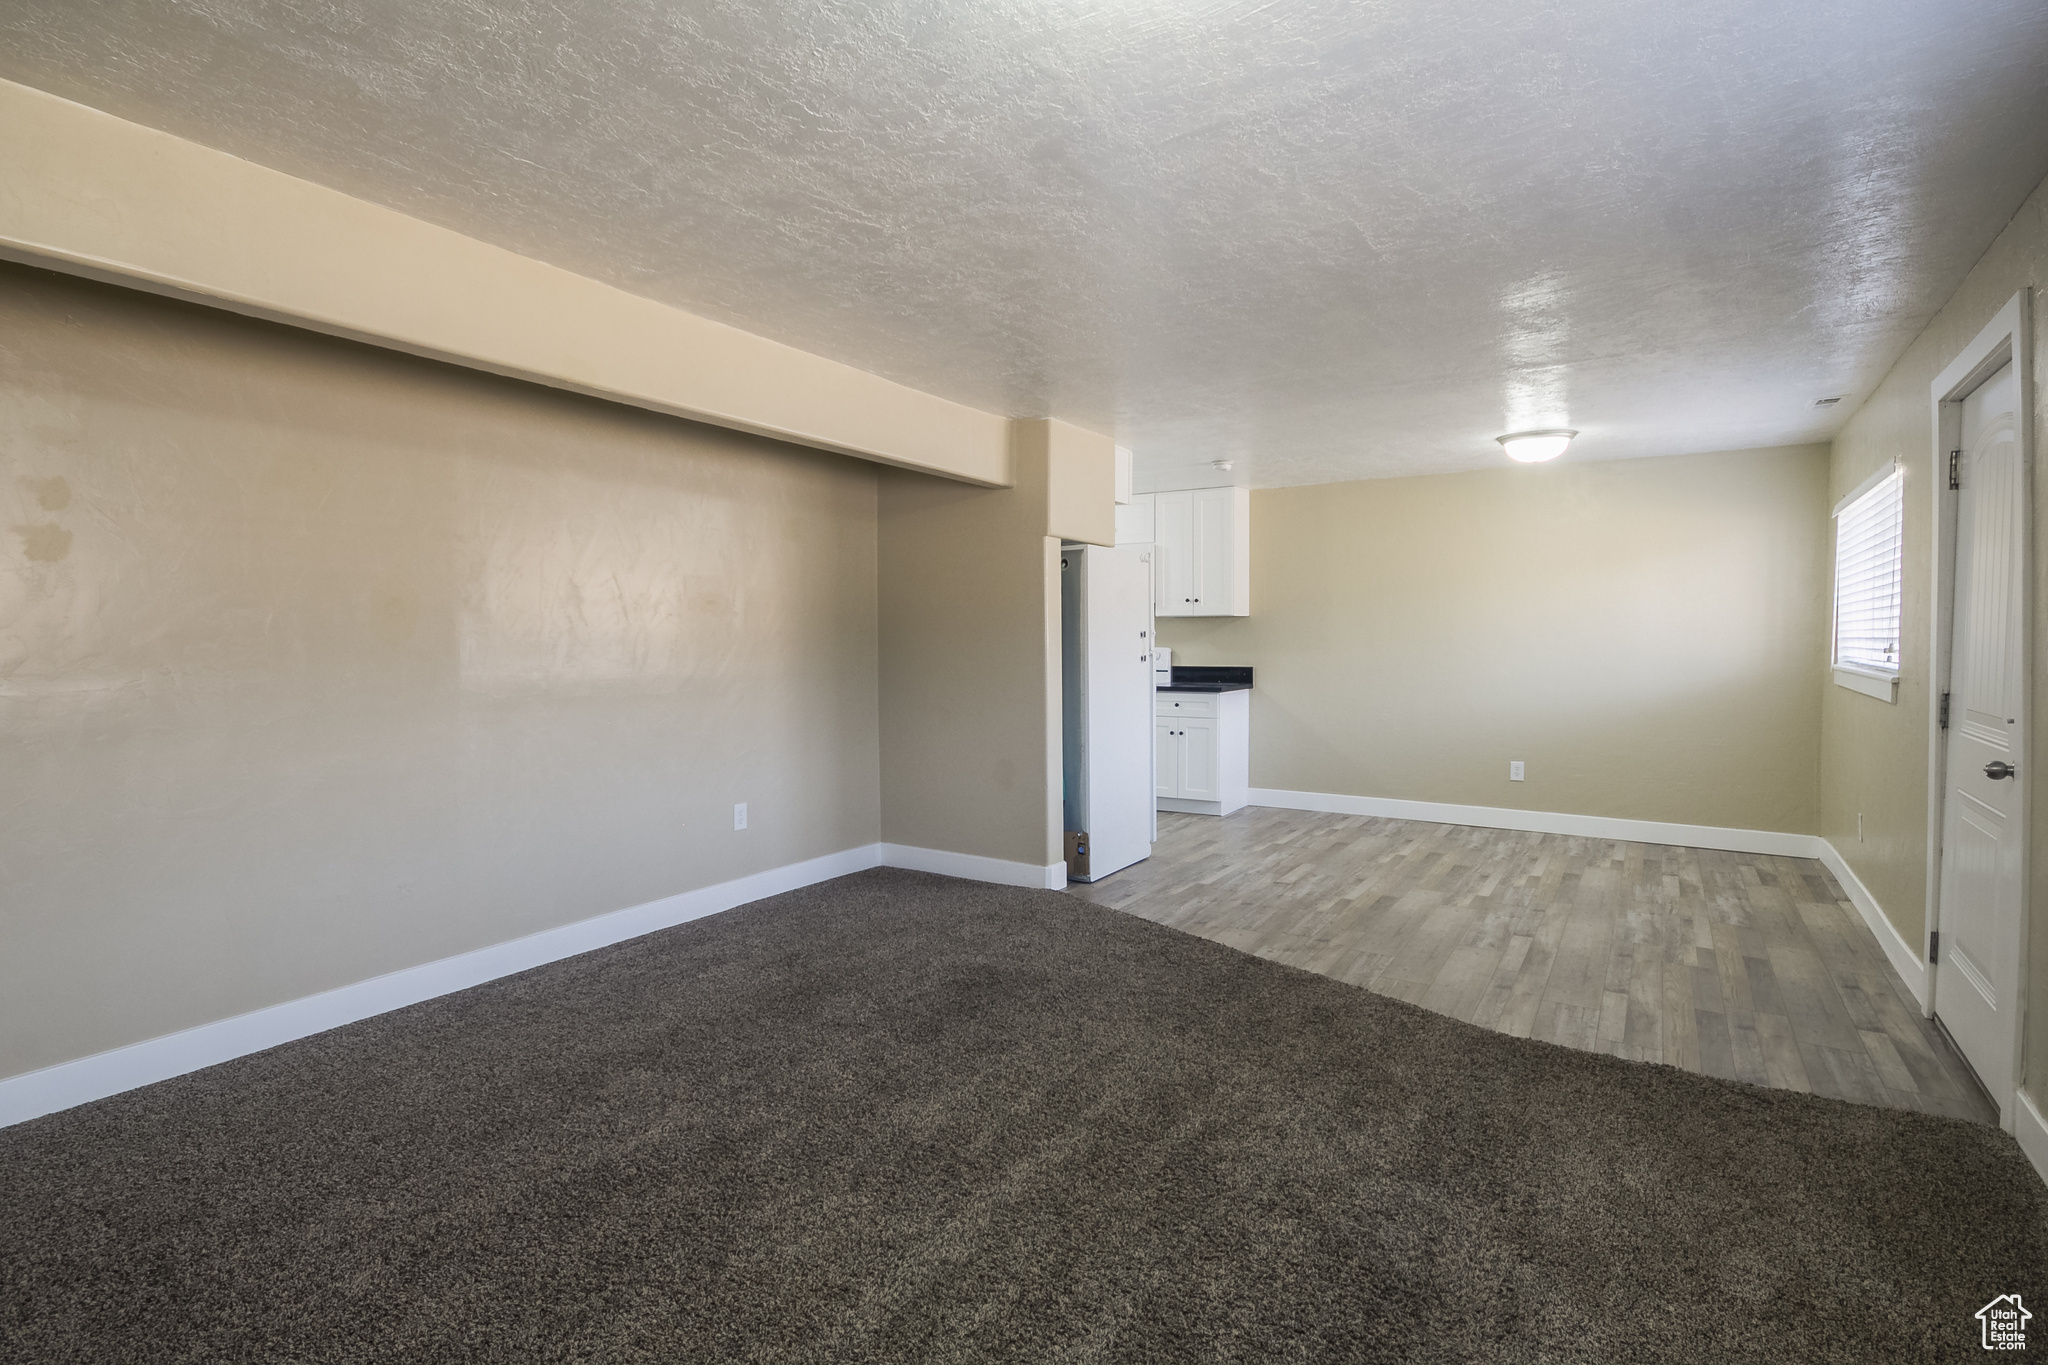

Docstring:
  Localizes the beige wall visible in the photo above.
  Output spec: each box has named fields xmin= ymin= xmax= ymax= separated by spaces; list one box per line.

xmin=1160 ymin=445 xmax=1830 ymax=833
xmin=878 ymin=445 xmax=1065 ymax=871
xmin=1820 ymin=174 xmax=2048 ymax=1090
xmin=0 ymin=262 xmax=882 ymax=1081
xmin=1025 ymin=418 xmax=1118 ymax=548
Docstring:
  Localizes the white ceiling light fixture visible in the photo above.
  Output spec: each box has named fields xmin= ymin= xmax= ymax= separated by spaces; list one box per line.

xmin=1496 ymin=429 xmax=1577 ymax=463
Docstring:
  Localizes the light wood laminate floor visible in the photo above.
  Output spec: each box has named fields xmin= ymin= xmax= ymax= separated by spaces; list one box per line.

xmin=1068 ymin=807 xmax=1996 ymax=1124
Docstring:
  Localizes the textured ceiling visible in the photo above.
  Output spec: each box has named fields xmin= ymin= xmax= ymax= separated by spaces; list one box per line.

xmin=5 ymin=1 xmax=2048 ymax=489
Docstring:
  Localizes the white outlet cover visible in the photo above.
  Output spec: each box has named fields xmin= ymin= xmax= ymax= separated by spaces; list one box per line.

xmin=734 ymin=802 xmax=748 ymax=830
xmin=1509 ymin=761 xmax=1525 ymax=781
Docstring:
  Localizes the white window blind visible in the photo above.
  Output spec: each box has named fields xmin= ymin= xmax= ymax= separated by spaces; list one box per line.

xmin=1832 ymin=465 xmax=1903 ymax=675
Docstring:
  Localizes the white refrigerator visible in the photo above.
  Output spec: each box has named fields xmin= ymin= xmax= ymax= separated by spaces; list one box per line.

xmin=1061 ymin=543 xmax=1157 ymax=881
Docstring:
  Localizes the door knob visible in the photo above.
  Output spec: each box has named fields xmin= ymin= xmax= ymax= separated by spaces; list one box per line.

xmin=1985 ymin=760 xmax=2017 ymax=780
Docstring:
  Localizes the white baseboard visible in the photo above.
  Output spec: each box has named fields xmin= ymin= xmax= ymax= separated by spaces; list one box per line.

xmin=1247 ymin=788 xmax=1934 ymax=1008
xmin=2015 ymin=1089 xmax=2048 ymax=1189
xmin=0 ymin=836 xmax=1084 ymax=1129
xmin=1247 ymin=787 xmax=1819 ymax=858
xmin=882 ymin=843 xmax=1067 ymax=890
xmin=0 ymin=844 xmax=887 ymax=1128
xmin=1157 ymin=796 xmax=1247 ymax=817
xmin=1813 ymin=839 xmax=1929 ymax=1009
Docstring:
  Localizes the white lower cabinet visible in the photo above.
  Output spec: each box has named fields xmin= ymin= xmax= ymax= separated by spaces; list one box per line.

xmin=1155 ymin=690 xmax=1249 ymax=816
xmin=1176 ymin=717 xmax=1219 ymax=800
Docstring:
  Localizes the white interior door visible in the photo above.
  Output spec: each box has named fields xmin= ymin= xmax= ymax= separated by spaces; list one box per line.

xmin=1936 ymin=360 xmax=2024 ymax=1109
xmin=1077 ymin=545 xmax=1156 ymax=880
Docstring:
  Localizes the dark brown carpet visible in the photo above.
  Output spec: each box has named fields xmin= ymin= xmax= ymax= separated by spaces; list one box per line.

xmin=3 ymin=868 xmax=2043 ymax=1363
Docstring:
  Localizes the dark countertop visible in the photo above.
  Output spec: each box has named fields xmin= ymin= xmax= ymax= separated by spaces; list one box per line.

xmin=1158 ymin=665 xmax=1253 ymax=694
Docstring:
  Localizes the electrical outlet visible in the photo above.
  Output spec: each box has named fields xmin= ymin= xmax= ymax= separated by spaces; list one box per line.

xmin=733 ymin=802 xmax=748 ymax=831
xmin=1509 ymin=761 xmax=1525 ymax=782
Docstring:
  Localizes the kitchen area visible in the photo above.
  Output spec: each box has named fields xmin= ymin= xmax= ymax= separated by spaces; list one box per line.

xmin=1061 ymin=457 xmax=1253 ymax=884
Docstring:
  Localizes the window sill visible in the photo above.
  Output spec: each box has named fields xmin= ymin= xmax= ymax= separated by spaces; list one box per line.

xmin=1833 ymin=667 xmax=1899 ymax=703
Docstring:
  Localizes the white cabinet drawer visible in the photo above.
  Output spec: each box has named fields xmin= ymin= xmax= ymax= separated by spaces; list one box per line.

xmin=1155 ymin=692 xmax=1217 ymax=718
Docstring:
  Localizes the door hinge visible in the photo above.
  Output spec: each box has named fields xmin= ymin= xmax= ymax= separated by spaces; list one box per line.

xmin=1939 ymin=692 xmax=1950 ymax=729
xmin=1929 ymin=931 xmax=1939 ymax=964
xmin=1949 ymin=449 xmax=1962 ymax=490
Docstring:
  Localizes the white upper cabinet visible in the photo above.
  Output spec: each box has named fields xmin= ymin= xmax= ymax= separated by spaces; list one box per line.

xmin=1150 ymin=487 xmax=1249 ymax=616
xmin=1114 ymin=495 xmax=1156 ymax=546
xmin=1153 ymin=491 xmax=1193 ymax=610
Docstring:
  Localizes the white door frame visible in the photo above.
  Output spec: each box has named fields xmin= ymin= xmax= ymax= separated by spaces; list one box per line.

xmin=1924 ymin=286 xmax=2034 ymax=1131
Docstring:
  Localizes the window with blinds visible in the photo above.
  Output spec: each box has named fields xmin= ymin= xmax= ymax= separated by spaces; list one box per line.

xmin=1832 ymin=465 xmax=1904 ymax=675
